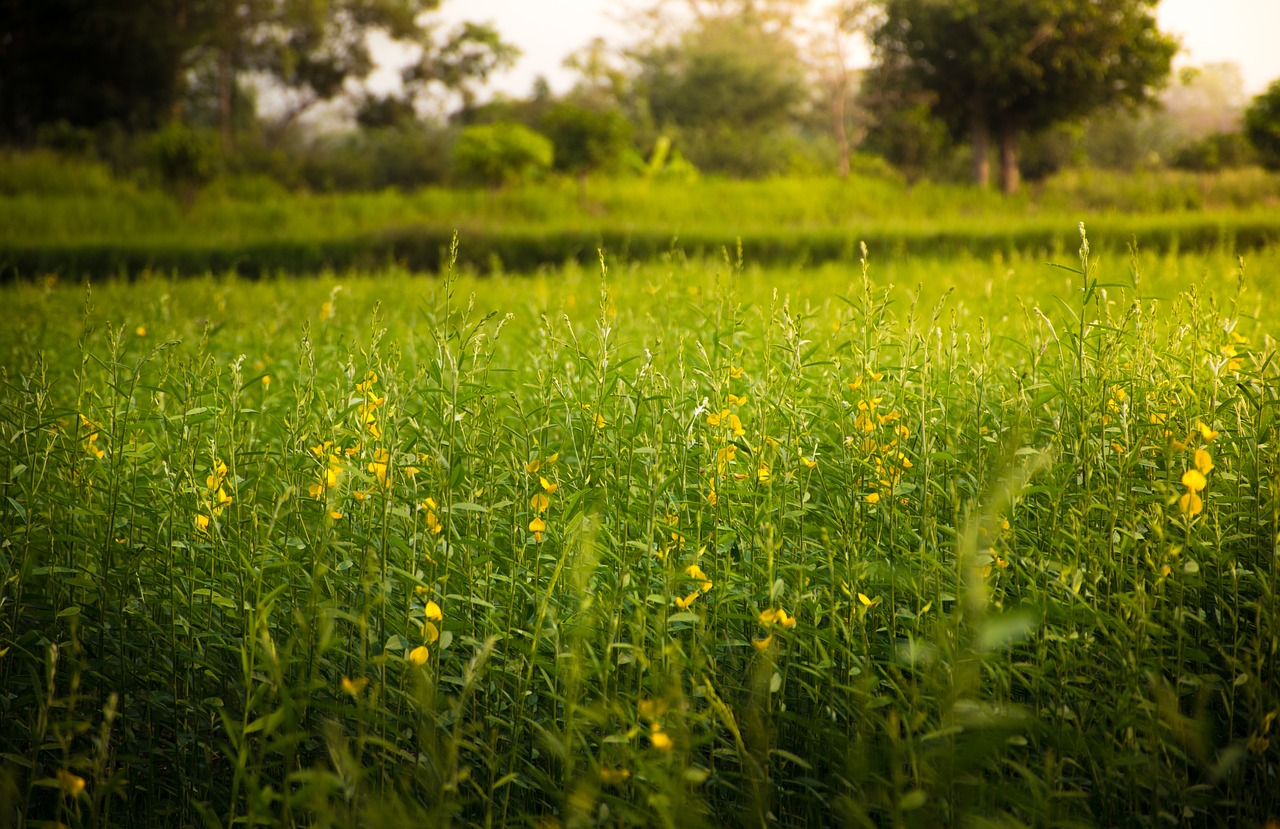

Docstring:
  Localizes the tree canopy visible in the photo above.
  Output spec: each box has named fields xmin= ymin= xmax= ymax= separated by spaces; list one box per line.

xmin=873 ymin=0 xmax=1177 ymax=192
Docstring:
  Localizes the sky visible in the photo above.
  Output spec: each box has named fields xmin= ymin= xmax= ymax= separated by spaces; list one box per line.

xmin=425 ymin=0 xmax=1280 ymax=99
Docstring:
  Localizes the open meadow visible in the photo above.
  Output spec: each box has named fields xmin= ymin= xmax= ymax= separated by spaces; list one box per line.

xmin=1 ymin=234 xmax=1279 ymax=827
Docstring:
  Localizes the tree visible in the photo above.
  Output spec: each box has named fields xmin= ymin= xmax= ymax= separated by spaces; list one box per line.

xmin=630 ymin=1 xmax=808 ymax=175
xmin=1244 ymin=79 xmax=1280 ymax=171
xmin=873 ymin=0 xmax=1176 ymax=192
xmin=0 ymin=0 xmax=197 ymax=140
xmin=540 ymin=102 xmax=632 ymax=181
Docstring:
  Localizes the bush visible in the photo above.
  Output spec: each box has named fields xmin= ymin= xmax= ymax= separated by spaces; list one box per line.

xmin=146 ymin=123 xmax=221 ymax=201
xmin=453 ymin=122 xmax=554 ymax=187
xmin=1170 ymin=131 xmax=1257 ymax=171
xmin=1244 ymin=79 xmax=1280 ymax=171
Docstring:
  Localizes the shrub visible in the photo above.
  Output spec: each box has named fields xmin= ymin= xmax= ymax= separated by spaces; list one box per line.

xmin=453 ymin=121 xmax=554 ymax=187
xmin=1244 ymin=79 xmax=1280 ymax=170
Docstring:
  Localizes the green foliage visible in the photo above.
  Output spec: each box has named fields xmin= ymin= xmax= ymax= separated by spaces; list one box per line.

xmin=146 ymin=122 xmax=221 ymax=200
xmin=1170 ymin=131 xmax=1257 ymax=172
xmin=1 ymin=240 xmax=1279 ymax=826
xmin=861 ymin=102 xmax=953 ymax=182
xmin=0 ymin=0 xmax=192 ymax=139
xmin=1244 ymin=79 xmax=1280 ymax=171
xmin=540 ymin=102 xmax=632 ymax=177
xmin=452 ymin=122 xmax=554 ymax=188
xmin=634 ymin=11 xmax=806 ymax=176
xmin=874 ymin=0 xmax=1177 ymax=189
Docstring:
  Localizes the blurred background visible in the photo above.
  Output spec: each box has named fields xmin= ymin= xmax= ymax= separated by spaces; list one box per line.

xmin=4 ymin=0 xmax=1279 ymax=196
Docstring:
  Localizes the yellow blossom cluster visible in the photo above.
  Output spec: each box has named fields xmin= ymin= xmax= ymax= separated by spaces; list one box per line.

xmin=675 ymin=563 xmax=714 ymax=610
xmin=1178 ymin=442 xmax=1214 ymax=517
xmin=847 ymin=382 xmax=912 ymax=503
xmin=356 ymin=371 xmax=384 ymax=438
xmin=1222 ymin=329 xmax=1247 ymax=374
xmin=638 ymin=698 xmax=674 ymax=751
xmin=525 ymin=452 xmax=558 ymax=542
xmin=196 ymin=458 xmax=233 ymax=532
xmin=80 ymin=414 xmax=105 ymax=460
xmin=408 ymin=590 xmax=444 ymax=666
xmin=754 ymin=606 xmax=797 ymax=650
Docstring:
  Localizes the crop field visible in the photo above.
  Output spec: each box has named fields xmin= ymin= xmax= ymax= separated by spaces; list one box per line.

xmin=1 ymin=233 xmax=1279 ymax=827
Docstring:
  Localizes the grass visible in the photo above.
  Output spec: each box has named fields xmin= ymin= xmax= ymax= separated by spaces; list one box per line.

xmin=1 ymin=235 xmax=1278 ymax=827
xmin=4 ymin=149 xmax=1280 ymax=277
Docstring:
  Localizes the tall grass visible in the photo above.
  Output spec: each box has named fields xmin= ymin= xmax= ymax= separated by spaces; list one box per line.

xmin=1 ymin=237 xmax=1278 ymax=827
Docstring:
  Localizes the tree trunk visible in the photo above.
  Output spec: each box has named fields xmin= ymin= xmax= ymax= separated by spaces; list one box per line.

xmin=834 ymin=75 xmax=849 ymax=179
xmin=218 ymin=43 xmax=234 ymax=151
xmin=971 ymin=116 xmax=990 ymax=189
xmin=999 ymin=126 xmax=1020 ymax=194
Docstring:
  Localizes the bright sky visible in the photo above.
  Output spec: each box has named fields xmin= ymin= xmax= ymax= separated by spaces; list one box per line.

xmin=426 ymin=0 xmax=1280 ymax=99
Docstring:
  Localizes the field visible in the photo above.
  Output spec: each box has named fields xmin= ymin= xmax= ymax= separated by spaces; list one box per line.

xmin=5 ymin=151 xmax=1280 ymax=278
xmin=1 ymin=233 xmax=1279 ymax=827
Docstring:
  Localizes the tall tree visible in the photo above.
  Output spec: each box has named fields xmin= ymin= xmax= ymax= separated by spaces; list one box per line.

xmin=0 ymin=0 xmax=199 ymax=140
xmin=631 ymin=0 xmax=808 ymax=175
xmin=873 ymin=0 xmax=1176 ymax=192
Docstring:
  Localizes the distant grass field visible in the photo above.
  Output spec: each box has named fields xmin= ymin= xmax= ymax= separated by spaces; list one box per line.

xmin=4 ymin=150 xmax=1280 ymax=277
xmin=1 ymin=236 xmax=1278 ymax=827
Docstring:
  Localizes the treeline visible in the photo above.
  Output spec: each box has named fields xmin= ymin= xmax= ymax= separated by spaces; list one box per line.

xmin=3 ymin=0 xmax=1280 ymax=198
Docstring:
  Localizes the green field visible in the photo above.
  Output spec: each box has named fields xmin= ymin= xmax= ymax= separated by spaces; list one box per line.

xmin=1 ymin=235 xmax=1278 ymax=827
xmin=5 ymin=151 xmax=1280 ymax=278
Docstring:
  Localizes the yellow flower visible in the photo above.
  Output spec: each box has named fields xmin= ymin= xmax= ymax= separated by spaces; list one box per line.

xmin=1194 ymin=448 xmax=1213 ymax=475
xmin=539 ymin=476 xmax=558 ymax=493
xmin=530 ymin=492 xmax=550 ymax=513
xmin=525 ymin=458 xmax=541 ymax=474
xmin=1196 ymin=422 xmax=1219 ymax=441
xmin=320 ymin=300 xmax=333 ymax=320
xmin=329 ymin=510 xmax=343 ymax=520
xmin=1179 ymin=491 xmax=1203 ymax=516
xmin=848 ymin=375 xmax=864 ymax=391
xmin=424 ymin=509 xmax=442 ymax=534
xmin=728 ymin=365 xmax=744 ymax=379
xmin=599 ymin=767 xmax=631 ymax=785
xmin=1181 ymin=469 xmax=1207 ymax=493
xmin=685 ymin=564 xmax=713 ymax=593
xmin=706 ymin=483 xmax=718 ymax=506
xmin=341 ymin=676 xmax=369 ymax=696
xmin=759 ymin=607 xmax=796 ymax=628
xmin=424 ymin=600 xmax=443 ymax=622
xmin=728 ymin=414 xmax=746 ymax=438
xmin=57 ymin=769 xmax=86 ymax=797
xmin=706 ymin=409 xmax=727 ymax=427
xmin=756 ymin=463 xmax=771 ymax=484
xmin=195 ymin=514 xmax=210 ymax=532
xmin=594 ymin=412 xmax=606 ymax=429
xmin=649 ymin=723 xmax=674 ymax=751
xmin=368 ymin=449 xmax=390 ymax=489
xmin=529 ymin=516 xmax=546 ymax=542
xmin=801 ymin=457 xmax=817 ymax=470
xmin=752 ymin=633 xmax=774 ymax=651
xmin=135 ymin=325 xmax=147 ymax=337
xmin=261 ymin=375 xmax=271 ymax=388
xmin=727 ymin=393 xmax=747 ymax=406
xmin=865 ymin=492 xmax=880 ymax=505
xmin=408 ymin=645 xmax=430 ymax=665
xmin=638 ymin=698 xmax=668 ymax=721
xmin=675 ymin=592 xmax=699 ymax=610
xmin=857 ymin=593 xmax=879 ymax=609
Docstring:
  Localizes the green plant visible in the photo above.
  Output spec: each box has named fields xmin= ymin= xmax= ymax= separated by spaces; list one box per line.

xmin=452 ymin=121 xmax=554 ymax=188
